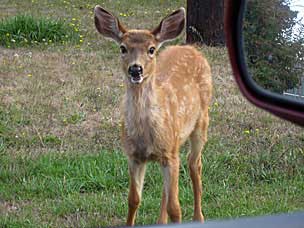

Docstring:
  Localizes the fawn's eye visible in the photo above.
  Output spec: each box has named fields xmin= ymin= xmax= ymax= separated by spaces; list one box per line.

xmin=120 ymin=45 xmax=127 ymax=54
xmin=148 ymin=47 xmax=156 ymax=55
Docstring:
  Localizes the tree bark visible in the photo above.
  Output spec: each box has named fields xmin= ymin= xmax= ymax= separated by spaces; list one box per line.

xmin=186 ymin=0 xmax=225 ymax=46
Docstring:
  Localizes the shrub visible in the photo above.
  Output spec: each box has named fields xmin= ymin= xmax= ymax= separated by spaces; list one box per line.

xmin=0 ymin=14 xmax=81 ymax=47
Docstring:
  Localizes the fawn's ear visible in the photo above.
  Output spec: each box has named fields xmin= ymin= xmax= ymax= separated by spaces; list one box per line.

xmin=94 ymin=5 xmax=127 ymax=43
xmin=152 ymin=7 xmax=185 ymax=45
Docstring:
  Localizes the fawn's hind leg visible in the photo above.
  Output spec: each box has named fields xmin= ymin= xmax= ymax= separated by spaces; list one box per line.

xmin=188 ymin=111 xmax=209 ymax=222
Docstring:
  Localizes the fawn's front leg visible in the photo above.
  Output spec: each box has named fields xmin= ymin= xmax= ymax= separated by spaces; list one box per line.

xmin=126 ymin=159 xmax=147 ymax=226
xmin=159 ymin=157 xmax=182 ymax=224
xmin=157 ymin=186 xmax=168 ymax=224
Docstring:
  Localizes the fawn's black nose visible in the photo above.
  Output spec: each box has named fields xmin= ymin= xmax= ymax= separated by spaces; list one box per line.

xmin=128 ymin=64 xmax=143 ymax=77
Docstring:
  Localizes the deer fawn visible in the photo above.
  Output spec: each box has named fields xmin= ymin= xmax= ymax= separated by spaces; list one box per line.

xmin=94 ymin=6 xmax=212 ymax=226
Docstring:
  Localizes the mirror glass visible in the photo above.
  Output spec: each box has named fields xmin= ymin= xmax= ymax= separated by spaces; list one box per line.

xmin=243 ymin=0 xmax=304 ymax=101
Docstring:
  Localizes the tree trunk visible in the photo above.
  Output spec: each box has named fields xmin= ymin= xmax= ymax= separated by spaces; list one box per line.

xmin=186 ymin=0 xmax=225 ymax=46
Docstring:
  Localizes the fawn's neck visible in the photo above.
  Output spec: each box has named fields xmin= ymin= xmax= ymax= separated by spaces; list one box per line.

xmin=124 ymin=72 xmax=162 ymax=139
xmin=126 ymin=74 xmax=156 ymax=110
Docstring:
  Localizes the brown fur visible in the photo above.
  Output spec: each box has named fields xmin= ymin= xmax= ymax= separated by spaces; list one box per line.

xmin=94 ymin=6 xmax=212 ymax=226
xmin=122 ymin=45 xmax=211 ymax=163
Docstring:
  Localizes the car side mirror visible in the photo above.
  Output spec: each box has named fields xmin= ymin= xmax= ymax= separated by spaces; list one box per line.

xmin=225 ymin=0 xmax=304 ymax=126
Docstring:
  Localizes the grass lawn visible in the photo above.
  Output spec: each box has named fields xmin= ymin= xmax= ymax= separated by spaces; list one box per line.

xmin=0 ymin=0 xmax=304 ymax=227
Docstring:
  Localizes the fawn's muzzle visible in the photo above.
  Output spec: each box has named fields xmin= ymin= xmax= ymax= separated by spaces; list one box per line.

xmin=128 ymin=64 xmax=143 ymax=84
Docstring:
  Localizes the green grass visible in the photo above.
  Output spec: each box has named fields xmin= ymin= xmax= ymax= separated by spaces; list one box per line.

xmin=0 ymin=0 xmax=303 ymax=227
xmin=0 ymin=139 xmax=303 ymax=227
xmin=0 ymin=14 xmax=81 ymax=48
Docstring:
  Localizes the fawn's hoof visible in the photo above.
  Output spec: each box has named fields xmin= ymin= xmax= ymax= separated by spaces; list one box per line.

xmin=193 ymin=214 xmax=204 ymax=223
